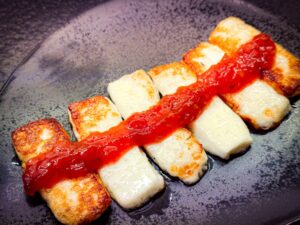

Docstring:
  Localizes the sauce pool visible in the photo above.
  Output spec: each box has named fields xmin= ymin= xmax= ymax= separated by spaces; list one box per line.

xmin=23 ymin=34 xmax=276 ymax=195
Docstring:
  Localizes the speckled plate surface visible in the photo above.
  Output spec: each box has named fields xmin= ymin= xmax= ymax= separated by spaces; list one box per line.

xmin=0 ymin=0 xmax=300 ymax=224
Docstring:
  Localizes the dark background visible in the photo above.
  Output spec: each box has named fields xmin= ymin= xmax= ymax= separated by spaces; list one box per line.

xmin=0 ymin=0 xmax=300 ymax=90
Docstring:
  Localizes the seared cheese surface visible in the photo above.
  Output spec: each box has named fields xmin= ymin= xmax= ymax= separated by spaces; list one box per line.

xmin=68 ymin=96 xmax=122 ymax=139
xmin=68 ymin=96 xmax=164 ymax=209
xmin=209 ymin=17 xmax=259 ymax=54
xmin=209 ymin=16 xmax=300 ymax=97
xmin=149 ymin=63 xmax=197 ymax=94
xmin=149 ymin=63 xmax=252 ymax=159
xmin=108 ymin=70 xmax=160 ymax=119
xmin=11 ymin=118 xmax=111 ymax=225
xmin=184 ymin=42 xmax=291 ymax=130
xmin=225 ymin=80 xmax=291 ymax=129
xmin=149 ymin=62 xmax=197 ymax=96
xmin=108 ymin=70 xmax=207 ymax=184
xmin=99 ymin=146 xmax=164 ymax=209
xmin=145 ymin=129 xmax=207 ymax=184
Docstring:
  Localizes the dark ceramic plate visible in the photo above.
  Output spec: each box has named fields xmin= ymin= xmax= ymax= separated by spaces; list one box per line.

xmin=0 ymin=0 xmax=300 ymax=224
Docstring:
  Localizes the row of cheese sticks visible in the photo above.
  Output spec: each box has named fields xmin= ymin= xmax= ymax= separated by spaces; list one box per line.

xmin=11 ymin=17 xmax=300 ymax=224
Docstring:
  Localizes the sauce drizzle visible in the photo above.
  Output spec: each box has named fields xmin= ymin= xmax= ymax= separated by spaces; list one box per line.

xmin=23 ymin=34 xmax=275 ymax=195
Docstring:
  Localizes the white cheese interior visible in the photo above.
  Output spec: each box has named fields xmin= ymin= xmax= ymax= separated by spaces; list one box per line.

xmin=189 ymin=96 xmax=252 ymax=159
xmin=99 ymin=146 xmax=164 ymax=209
xmin=108 ymin=70 xmax=207 ymax=184
xmin=149 ymin=63 xmax=252 ymax=159
xmin=68 ymin=97 xmax=164 ymax=209
xmin=108 ymin=70 xmax=160 ymax=119
xmin=191 ymin=42 xmax=290 ymax=130
xmin=225 ymin=80 xmax=291 ymax=129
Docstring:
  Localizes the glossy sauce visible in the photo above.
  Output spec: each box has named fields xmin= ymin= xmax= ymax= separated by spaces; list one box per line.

xmin=23 ymin=34 xmax=275 ymax=195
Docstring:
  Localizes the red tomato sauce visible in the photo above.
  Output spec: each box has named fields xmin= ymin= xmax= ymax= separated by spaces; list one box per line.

xmin=23 ymin=34 xmax=275 ymax=195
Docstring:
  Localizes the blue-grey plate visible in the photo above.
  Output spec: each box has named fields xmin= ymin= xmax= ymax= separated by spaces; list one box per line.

xmin=0 ymin=0 xmax=299 ymax=224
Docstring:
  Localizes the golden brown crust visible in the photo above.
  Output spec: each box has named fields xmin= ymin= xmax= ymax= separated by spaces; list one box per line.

xmin=68 ymin=96 xmax=119 ymax=140
xmin=131 ymin=70 xmax=157 ymax=98
xmin=149 ymin=62 xmax=196 ymax=77
xmin=182 ymin=45 xmax=208 ymax=75
xmin=262 ymin=44 xmax=300 ymax=97
xmin=209 ymin=16 xmax=300 ymax=97
xmin=171 ymin=133 xmax=205 ymax=179
xmin=41 ymin=174 xmax=111 ymax=225
xmin=221 ymin=91 xmax=286 ymax=130
xmin=182 ymin=42 xmax=221 ymax=74
xmin=11 ymin=118 xmax=111 ymax=225
xmin=209 ymin=17 xmax=260 ymax=56
xmin=11 ymin=118 xmax=70 ymax=163
xmin=220 ymin=94 xmax=260 ymax=130
xmin=182 ymin=41 xmax=290 ymax=130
